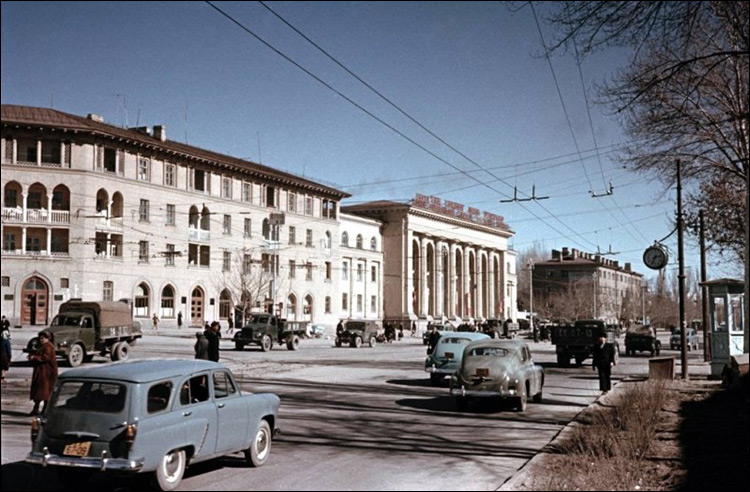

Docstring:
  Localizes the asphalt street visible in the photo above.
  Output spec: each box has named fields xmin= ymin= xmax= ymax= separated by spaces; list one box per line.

xmin=0 ymin=327 xmax=710 ymax=491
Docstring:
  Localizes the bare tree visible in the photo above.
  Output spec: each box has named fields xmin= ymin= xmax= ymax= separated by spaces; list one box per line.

xmin=517 ymin=242 xmax=550 ymax=312
xmin=214 ymin=247 xmax=277 ymax=325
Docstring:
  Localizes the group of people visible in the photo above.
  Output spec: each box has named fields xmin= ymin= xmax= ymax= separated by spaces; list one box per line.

xmin=194 ymin=321 xmax=222 ymax=362
xmin=383 ymin=322 xmax=404 ymax=343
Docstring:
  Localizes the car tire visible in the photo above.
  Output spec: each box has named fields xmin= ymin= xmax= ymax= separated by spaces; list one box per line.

xmin=261 ymin=335 xmax=273 ymax=352
xmin=368 ymin=336 xmax=377 ymax=348
xmin=286 ymin=335 xmax=300 ymax=351
xmin=245 ymin=420 xmax=272 ymax=467
xmin=67 ymin=344 xmax=85 ymax=367
xmin=515 ymin=384 xmax=527 ymax=412
xmin=353 ymin=336 xmax=362 ymax=348
xmin=235 ymin=342 xmax=245 ymax=351
xmin=113 ymin=341 xmax=130 ymax=361
xmin=153 ymin=449 xmax=186 ymax=491
xmin=556 ymin=353 xmax=569 ymax=367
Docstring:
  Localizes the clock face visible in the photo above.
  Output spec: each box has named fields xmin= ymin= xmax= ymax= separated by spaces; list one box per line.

xmin=643 ymin=246 xmax=667 ymax=270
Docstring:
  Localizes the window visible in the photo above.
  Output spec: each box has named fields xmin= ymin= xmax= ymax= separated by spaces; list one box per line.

xmin=223 ymin=251 xmax=231 ymax=272
xmin=166 ymin=244 xmax=175 ymax=266
xmin=139 ymin=241 xmax=149 ymax=263
xmin=244 ymin=218 xmax=252 ymax=238
xmin=161 ymin=285 xmax=175 ymax=318
xmin=147 ymin=382 xmax=173 ymax=414
xmin=135 ymin=283 xmax=150 ymax=316
xmin=325 ymin=296 xmax=331 ymax=313
xmin=103 ymin=281 xmax=113 ymax=301
xmin=356 ymin=235 xmax=363 ymax=249
xmin=287 ymin=192 xmax=297 ymax=213
xmin=243 ymin=254 xmax=252 ymax=274
xmin=180 ymin=375 xmax=209 ymax=405
xmin=223 ymin=215 xmax=232 ymax=235
xmin=288 ymin=226 xmax=296 ymax=245
xmin=221 ymin=176 xmax=232 ymax=199
xmin=371 ymin=265 xmax=377 ymax=282
xmin=165 ymin=163 xmax=176 ymax=187
xmin=213 ymin=372 xmax=237 ymax=399
xmin=1 ymin=277 xmax=9 ymax=287
xmin=342 ymin=261 xmax=349 ymax=281
xmin=41 ymin=140 xmax=62 ymax=165
xmin=356 ymin=294 xmax=363 ymax=312
xmin=166 ymin=204 xmax=175 ymax=226
xmin=266 ymin=185 xmax=276 ymax=208
xmin=103 ymin=148 xmax=117 ymax=173
xmin=219 ymin=290 xmax=232 ymax=319
xmin=324 ymin=231 xmax=332 ymax=249
xmin=342 ymin=293 xmax=348 ymax=310
xmin=357 ymin=263 xmax=364 ymax=282
xmin=242 ymin=182 xmax=252 ymax=202
xmin=306 ymin=262 xmax=313 ymax=281
xmin=139 ymin=199 xmax=150 ymax=222
xmin=341 ymin=232 xmax=349 ymax=247
xmin=289 ymin=260 xmax=296 ymax=279
xmin=325 ymin=262 xmax=332 ymax=280
xmin=371 ymin=295 xmax=377 ymax=313
xmin=193 ymin=169 xmax=208 ymax=192
xmin=306 ymin=229 xmax=313 ymax=247
xmin=60 ymin=278 xmax=69 ymax=288
xmin=138 ymin=156 xmax=150 ymax=181
xmin=371 ymin=237 xmax=377 ymax=251
xmin=305 ymin=196 xmax=313 ymax=215
xmin=3 ymin=232 xmax=16 ymax=252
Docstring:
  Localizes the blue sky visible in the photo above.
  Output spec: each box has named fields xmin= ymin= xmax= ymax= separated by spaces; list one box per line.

xmin=2 ymin=1 xmax=726 ymax=280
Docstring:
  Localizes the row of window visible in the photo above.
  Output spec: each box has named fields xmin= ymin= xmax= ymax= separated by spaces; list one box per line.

xmin=341 ymin=293 xmax=379 ymax=313
xmin=340 ymin=232 xmax=378 ymax=251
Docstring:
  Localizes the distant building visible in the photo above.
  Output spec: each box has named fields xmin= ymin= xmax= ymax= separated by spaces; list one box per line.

xmin=338 ymin=213 xmax=384 ymax=321
xmin=343 ymin=195 xmax=517 ymax=326
xmin=532 ymin=247 xmax=643 ymax=323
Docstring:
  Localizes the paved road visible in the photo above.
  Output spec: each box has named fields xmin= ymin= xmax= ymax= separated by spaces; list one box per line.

xmin=0 ymin=327 xmax=709 ymax=491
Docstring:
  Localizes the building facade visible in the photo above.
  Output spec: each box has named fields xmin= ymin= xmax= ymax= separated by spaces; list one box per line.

xmin=1 ymin=105 xmax=349 ymax=328
xmin=338 ymin=213 xmax=384 ymax=321
xmin=343 ymin=195 xmax=517 ymax=326
xmin=532 ymin=247 xmax=644 ymax=323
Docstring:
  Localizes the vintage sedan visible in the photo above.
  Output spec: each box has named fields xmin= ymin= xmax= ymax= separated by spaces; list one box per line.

xmin=424 ymin=331 xmax=489 ymax=386
xmin=27 ymin=359 xmax=280 ymax=491
xmin=450 ymin=339 xmax=544 ymax=412
xmin=670 ymin=328 xmax=701 ymax=351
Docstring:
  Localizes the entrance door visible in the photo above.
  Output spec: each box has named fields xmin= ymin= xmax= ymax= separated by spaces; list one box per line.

xmin=191 ymin=287 xmax=204 ymax=327
xmin=21 ymin=276 xmax=48 ymax=325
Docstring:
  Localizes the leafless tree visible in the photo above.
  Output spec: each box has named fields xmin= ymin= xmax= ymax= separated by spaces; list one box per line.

xmin=214 ymin=247 xmax=278 ymax=325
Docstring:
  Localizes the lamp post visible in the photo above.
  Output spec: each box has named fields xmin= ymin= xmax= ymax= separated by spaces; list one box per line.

xmin=641 ymin=281 xmax=648 ymax=325
xmin=527 ymin=259 xmax=534 ymax=337
xmin=593 ymin=272 xmax=598 ymax=319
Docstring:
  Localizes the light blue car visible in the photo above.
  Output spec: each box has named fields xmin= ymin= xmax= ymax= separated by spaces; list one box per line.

xmin=27 ymin=359 xmax=280 ymax=491
xmin=425 ymin=331 xmax=490 ymax=385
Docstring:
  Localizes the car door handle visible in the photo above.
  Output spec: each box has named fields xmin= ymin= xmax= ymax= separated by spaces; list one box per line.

xmin=182 ymin=411 xmax=192 ymax=417
xmin=217 ymin=403 xmax=225 ymax=408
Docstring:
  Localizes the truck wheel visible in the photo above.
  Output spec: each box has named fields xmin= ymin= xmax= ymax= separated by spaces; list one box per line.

xmin=235 ymin=342 xmax=245 ymax=351
xmin=261 ymin=335 xmax=272 ymax=352
xmin=574 ymin=355 xmax=585 ymax=366
xmin=286 ymin=335 xmax=300 ymax=351
xmin=111 ymin=342 xmax=121 ymax=361
xmin=244 ymin=420 xmax=272 ymax=467
xmin=556 ymin=353 xmax=569 ymax=367
xmin=352 ymin=336 xmax=362 ymax=348
xmin=67 ymin=344 xmax=85 ymax=367
xmin=115 ymin=341 xmax=130 ymax=361
xmin=368 ymin=336 xmax=377 ymax=347
xmin=153 ymin=449 xmax=186 ymax=491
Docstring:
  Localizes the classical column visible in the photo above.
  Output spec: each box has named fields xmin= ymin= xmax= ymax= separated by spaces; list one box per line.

xmin=420 ymin=237 xmax=429 ymax=316
xmin=36 ymin=140 xmax=42 ymax=166
xmin=463 ymin=245 xmax=472 ymax=318
xmin=405 ymin=228 xmax=415 ymax=318
xmin=22 ymin=191 xmax=28 ymax=223
xmin=488 ymin=253 xmax=496 ymax=318
xmin=46 ymin=228 xmax=51 ymax=255
xmin=21 ymin=227 xmax=27 ymax=254
xmin=449 ymin=243 xmax=459 ymax=319
xmin=436 ymin=241 xmax=445 ymax=318
xmin=46 ymin=193 xmax=53 ymax=223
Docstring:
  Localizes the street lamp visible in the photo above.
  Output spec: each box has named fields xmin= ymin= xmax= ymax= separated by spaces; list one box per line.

xmin=641 ymin=280 xmax=648 ymax=325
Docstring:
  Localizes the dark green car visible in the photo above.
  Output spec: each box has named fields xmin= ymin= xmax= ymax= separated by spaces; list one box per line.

xmin=336 ymin=320 xmax=380 ymax=348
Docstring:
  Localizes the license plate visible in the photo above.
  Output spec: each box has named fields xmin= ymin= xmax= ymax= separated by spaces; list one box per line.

xmin=475 ymin=368 xmax=489 ymax=377
xmin=445 ymin=352 xmax=454 ymax=359
xmin=63 ymin=441 xmax=91 ymax=457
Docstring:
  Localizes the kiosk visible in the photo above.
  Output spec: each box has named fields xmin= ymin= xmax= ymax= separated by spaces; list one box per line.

xmin=702 ymin=279 xmax=745 ymax=377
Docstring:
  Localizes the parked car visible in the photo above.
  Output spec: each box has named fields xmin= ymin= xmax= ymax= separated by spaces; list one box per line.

xmin=450 ymin=339 xmax=544 ymax=412
xmin=625 ymin=324 xmax=661 ymax=357
xmin=670 ymin=328 xmax=701 ymax=351
xmin=424 ymin=331 xmax=489 ymax=386
xmin=336 ymin=319 xmax=381 ymax=348
xmin=27 ymin=359 xmax=280 ymax=491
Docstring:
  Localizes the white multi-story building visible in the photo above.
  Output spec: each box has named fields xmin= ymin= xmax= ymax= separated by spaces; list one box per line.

xmin=1 ymin=105 xmax=349 ymax=329
xmin=338 ymin=213 xmax=384 ymax=321
xmin=342 ymin=195 xmax=517 ymax=326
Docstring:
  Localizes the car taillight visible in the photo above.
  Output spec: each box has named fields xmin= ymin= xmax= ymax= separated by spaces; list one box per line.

xmin=125 ymin=424 xmax=137 ymax=449
xmin=30 ymin=417 xmax=40 ymax=442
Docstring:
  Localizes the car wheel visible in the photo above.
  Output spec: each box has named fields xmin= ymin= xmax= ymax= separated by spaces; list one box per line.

xmin=335 ymin=337 xmax=342 ymax=347
xmin=261 ymin=335 xmax=272 ymax=352
xmin=110 ymin=342 xmax=122 ymax=361
xmin=368 ymin=336 xmax=377 ymax=347
xmin=353 ymin=336 xmax=362 ymax=348
xmin=286 ymin=335 xmax=300 ymax=351
xmin=244 ymin=420 xmax=272 ymax=467
xmin=235 ymin=342 xmax=245 ymax=351
xmin=532 ymin=375 xmax=544 ymax=403
xmin=153 ymin=449 xmax=186 ymax=491
xmin=57 ymin=468 xmax=91 ymax=490
xmin=515 ymin=384 xmax=527 ymax=412
xmin=67 ymin=344 xmax=85 ymax=367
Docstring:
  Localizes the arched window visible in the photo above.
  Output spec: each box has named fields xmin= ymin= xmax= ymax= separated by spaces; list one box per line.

xmin=287 ymin=294 xmax=297 ymax=319
xmin=262 ymin=219 xmax=270 ymax=240
xmin=161 ymin=285 xmax=175 ymax=318
xmin=219 ymin=289 xmax=232 ymax=319
xmin=135 ymin=283 xmax=150 ymax=317
xmin=341 ymin=232 xmax=349 ymax=247
xmin=303 ymin=295 xmax=313 ymax=320
xmin=356 ymin=234 xmax=363 ymax=249
xmin=370 ymin=237 xmax=377 ymax=251
xmin=325 ymin=231 xmax=332 ymax=249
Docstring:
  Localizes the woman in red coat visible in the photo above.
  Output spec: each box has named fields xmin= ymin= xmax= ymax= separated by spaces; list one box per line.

xmin=28 ymin=331 xmax=58 ymax=415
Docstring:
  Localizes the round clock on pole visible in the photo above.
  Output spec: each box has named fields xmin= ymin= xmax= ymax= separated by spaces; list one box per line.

xmin=643 ymin=244 xmax=668 ymax=270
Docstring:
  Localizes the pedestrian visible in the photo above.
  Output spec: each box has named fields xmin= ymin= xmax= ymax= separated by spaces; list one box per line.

xmin=336 ymin=320 xmax=344 ymax=336
xmin=177 ymin=311 xmax=183 ymax=330
xmin=410 ymin=321 xmax=416 ymax=336
xmin=194 ymin=331 xmax=209 ymax=360
xmin=1 ymin=315 xmax=9 ymax=332
xmin=1 ymin=324 xmax=11 ymax=383
xmin=226 ymin=315 xmax=234 ymax=335
xmin=28 ymin=331 xmax=58 ymax=415
xmin=427 ymin=324 xmax=441 ymax=354
xmin=152 ymin=313 xmax=159 ymax=331
xmin=592 ymin=330 xmax=616 ymax=395
xmin=205 ymin=322 xmax=220 ymax=362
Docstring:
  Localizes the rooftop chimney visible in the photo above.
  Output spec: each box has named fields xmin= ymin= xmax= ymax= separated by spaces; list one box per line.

xmin=562 ymin=247 xmax=570 ymax=258
xmin=153 ymin=125 xmax=166 ymax=142
xmin=625 ymin=262 xmax=631 ymax=271
xmin=551 ymin=249 xmax=561 ymax=261
xmin=87 ymin=113 xmax=104 ymax=123
xmin=130 ymin=126 xmax=151 ymax=136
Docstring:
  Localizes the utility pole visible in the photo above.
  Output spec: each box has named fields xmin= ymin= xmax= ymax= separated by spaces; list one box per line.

xmin=528 ymin=259 xmax=535 ymax=339
xmin=699 ymin=210 xmax=711 ymax=362
xmin=677 ymin=160 xmax=688 ymax=380
xmin=641 ymin=281 xmax=647 ymax=324
xmin=269 ymin=213 xmax=285 ymax=316
xmin=593 ymin=272 xmax=598 ymax=319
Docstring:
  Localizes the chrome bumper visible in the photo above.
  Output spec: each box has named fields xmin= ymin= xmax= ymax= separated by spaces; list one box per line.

xmin=450 ymin=387 xmax=517 ymax=398
xmin=27 ymin=448 xmax=144 ymax=472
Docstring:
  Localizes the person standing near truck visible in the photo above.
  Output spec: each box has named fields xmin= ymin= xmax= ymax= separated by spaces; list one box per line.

xmin=592 ymin=330 xmax=616 ymax=395
xmin=28 ymin=331 xmax=58 ymax=415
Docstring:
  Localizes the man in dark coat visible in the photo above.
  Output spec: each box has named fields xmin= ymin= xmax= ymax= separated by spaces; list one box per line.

xmin=427 ymin=324 xmax=441 ymax=354
xmin=205 ymin=323 xmax=220 ymax=362
xmin=28 ymin=331 xmax=58 ymax=415
xmin=592 ymin=330 xmax=616 ymax=394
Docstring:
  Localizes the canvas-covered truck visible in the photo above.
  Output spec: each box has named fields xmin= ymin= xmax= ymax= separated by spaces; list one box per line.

xmin=233 ymin=314 xmax=307 ymax=351
xmin=551 ymin=319 xmax=619 ymax=367
xmin=24 ymin=300 xmax=142 ymax=367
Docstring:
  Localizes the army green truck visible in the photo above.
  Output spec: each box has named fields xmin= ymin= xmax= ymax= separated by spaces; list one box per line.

xmin=24 ymin=300 xmax=142 ymax=367
xmin=551 ymin=319 xmax=620 ymax=367
xmin=233 ymin=314 xmax=306 ymax=351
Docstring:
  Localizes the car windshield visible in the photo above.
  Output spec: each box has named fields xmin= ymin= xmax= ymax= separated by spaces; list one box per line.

xmin=346 ymin=322 xmax=366 ymax=330
xmin=250 ymin=315 xmax=270 ymax=324
xmin=469 ymin=347 xmax=508 ymax=357
xmin=52 ymin=381 xmax=126 ymax=413
xmin=441 ymin=337 xmax=472 ymax=345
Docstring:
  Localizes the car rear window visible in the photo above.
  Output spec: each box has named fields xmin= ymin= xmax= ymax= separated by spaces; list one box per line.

xmin=53 ymin=381 xmax=126 ymax=413
xmin=441 ymin=337 xmax=471 ymax=345
xmin=468 ymin=347 xmax=508 ymax=357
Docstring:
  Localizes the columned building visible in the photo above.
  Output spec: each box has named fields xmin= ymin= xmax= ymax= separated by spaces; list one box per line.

xmin=343 ymin=195 xmax=517 ymax=326
xmin=1 ymin=105 xmax=349 ymax=328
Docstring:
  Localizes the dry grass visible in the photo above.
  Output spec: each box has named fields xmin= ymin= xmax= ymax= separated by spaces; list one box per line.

xmin=535 ymin=381 xmax=669 ymax=491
